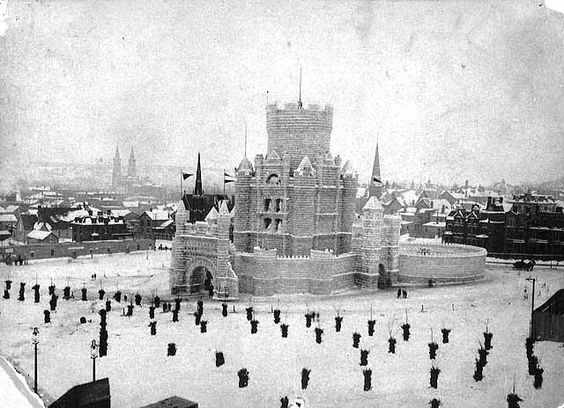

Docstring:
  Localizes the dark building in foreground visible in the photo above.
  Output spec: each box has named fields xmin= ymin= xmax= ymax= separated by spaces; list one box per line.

xmin=71 ymin=211 xmax=130 ymax=242
xmin=532 ymin=289 xmax=564 ymax=342
xmin=49 ymin=378 xmax=110 ymax=408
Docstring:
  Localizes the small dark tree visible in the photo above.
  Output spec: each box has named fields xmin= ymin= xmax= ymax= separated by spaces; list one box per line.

xmin=428 ymin=342 xmax=439 ymax=360
xmin=360 ymin=349 xmax=369 ymax=366
xmin=251 ymin=319 xmax=259 ymax=334
xmin=388 ymin=336 xmax=397 ymax=354
xmin=222 ymin=303 xmax=228 ymax=317
xmin=246 ymin=306 xmax=253 ymax=321
xmin=135 ymin=293 xmax=142 ymax=306
xmin=301 ymin=368 xmax=311 ymax=390
xmin=81 ymin=287 xmax=87 ymax=301
xmin=49 ymin=294 xmax=58 ymax=311
xmin=167 ymin=342 xmax=177 ymax=356
xmin=238 ymin=368 xmax=249 ymax=388
xmin=280 ymin=396 xmax=289 ymax=408
xmin=113 ymin=290 xmax=121 ymax=303
xmin=43 ymin=310 xmax=51 ymax=324
xmin=315 ymin=327 xmax=323 ymax=344
xmin=215 ymin=351 xmax=225 ymax=367
xmin=105 ymin=299 xmax=111 ymax=312
xmin=507 ymin=392 xmax=523 ymax=408
xmin=367 ymin=320 xmax=375 ymax=336
xmin=200 ymin=320 xmax=208 ymax=333
xmin=363 ymin=369 xmax=372 ymax=391
xmin=430 ymin=398 xmax=441 ymax=408
xmin=273 ymin=309 xmax=281 ymax=324
xmin=149 ymin=321 xmax=157 ymax=335
xmin=281 ymin=323 xmax=289 ymax=338
xmin=441 ymin=328 xmax=451 ymax=344
xmin=32 ymin=284 xmax=40 ymax=303
xmin=18 ymin=282 xmax=26 ymax=301
xmin=98 ymin=288 xmax=105 ymax=300
xmin=430 ymin=366 xmax=440 ymax=389
xmin=353 ymin=332 xmax=361 ymax=348
xmin=335 ymin=315 xmax=343 ymax=332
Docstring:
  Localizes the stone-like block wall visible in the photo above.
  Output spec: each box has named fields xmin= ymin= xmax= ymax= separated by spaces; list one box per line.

xmin=266 ymin=103 xmax=333 ymax=173
xmin=398 ymin=243 xmax=486 ymax=284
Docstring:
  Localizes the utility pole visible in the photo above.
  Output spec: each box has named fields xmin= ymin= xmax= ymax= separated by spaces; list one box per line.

xmin=31 ymin=327 xmax=39 ymax=393
xmin=526 ymin=276 xmax=536 ymax=339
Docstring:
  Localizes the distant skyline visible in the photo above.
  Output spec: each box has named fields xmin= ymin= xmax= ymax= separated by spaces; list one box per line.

xmin=1 ymin=0 xmax=564 ymax=193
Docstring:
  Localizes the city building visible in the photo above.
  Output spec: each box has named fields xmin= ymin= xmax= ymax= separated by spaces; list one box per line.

xmin=71 ymin=211 xmax=130 ymax=242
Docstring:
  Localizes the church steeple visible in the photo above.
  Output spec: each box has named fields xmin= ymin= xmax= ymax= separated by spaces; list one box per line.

xmin=194 ymin=152 xmax=204 ymax=196
xmin=112 ymin=145 xmax=122 ymax=188
xmin=368 ymin=139 xmax=382 ymax=198
xmin=127 ymin=147 xmax=137 ymax=179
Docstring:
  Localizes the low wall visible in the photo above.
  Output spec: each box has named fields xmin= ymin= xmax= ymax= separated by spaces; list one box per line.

xmin=235 ymin=250 xmax=361 ymax=295
xmin=0 ymin=239 xmax=155 ymax=262
xmin=398 ymin=243 xmax=486 ymax=284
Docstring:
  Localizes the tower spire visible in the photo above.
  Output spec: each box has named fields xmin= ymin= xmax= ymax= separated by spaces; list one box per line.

xmin=194 ymin=152 xmax=203 ymax=196
xmin=368 ymin=138 xmax=382 ymax=198
xmin=244 ymin=121 xmax=247 ymax=158
xmin=298 ymin=68 xmax=303 ymax=109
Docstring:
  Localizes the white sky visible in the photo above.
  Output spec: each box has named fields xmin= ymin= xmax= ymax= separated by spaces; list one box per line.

xmin=0 ymin=0 xmax=563 ymax=188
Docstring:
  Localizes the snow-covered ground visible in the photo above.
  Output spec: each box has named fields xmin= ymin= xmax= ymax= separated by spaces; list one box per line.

xmin=0 ymin=251 xmax=563 ymax=408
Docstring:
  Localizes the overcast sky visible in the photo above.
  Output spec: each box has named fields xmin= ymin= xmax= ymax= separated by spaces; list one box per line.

xmin=0 ymin=0 xmax=563 ymax=190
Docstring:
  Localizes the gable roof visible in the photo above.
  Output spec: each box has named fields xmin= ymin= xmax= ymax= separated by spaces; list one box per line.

xmin=0 ymin=214 xmax=17 ymax=223
xmin=140 ymin=396 xmax=198 ymax=408
xmin=18 ymin=214 xmax=38 ymax=230
xmin=27 ymin=230 xmax=56 ymax=241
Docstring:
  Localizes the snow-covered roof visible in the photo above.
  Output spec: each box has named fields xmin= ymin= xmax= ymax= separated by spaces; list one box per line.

xmin=205 ymin=206 xmax=219 ymax=222
xmin=123 ymin=201 xmax=139 ymax=208
xmin=296 ymin=156 xmax=315 ymax=176
xmin=5 ymin=205 xmax=20 ymax=213
xmin=144 ymin=210 xmax=170 ymax=221
xmin=0 ymin=214 xmax=17 ymax=223
xmin=363 ymin=196 xmax=383 ymax=211
xmin=155 ymin=219 xmax=174 ymax=229
xmin=111 ymin=209 xmax=132 ymax=218
xmin=27 ymin=230 xmax=55 ymax=240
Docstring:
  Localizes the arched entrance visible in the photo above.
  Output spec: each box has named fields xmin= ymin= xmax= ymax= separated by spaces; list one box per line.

xmin=190 ymin=266 xmax=214 ymax=294
xmin=377 ymin=263 xmax=391 ymax=289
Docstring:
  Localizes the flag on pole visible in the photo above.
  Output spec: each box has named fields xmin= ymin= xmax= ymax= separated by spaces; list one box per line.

xmin=373 ymin=177 xmax=382 ymax=184
xmin=182 ymin=172 xmax=193 ymax=180
xmin=224 ymin=172 xmax=236 ymax=184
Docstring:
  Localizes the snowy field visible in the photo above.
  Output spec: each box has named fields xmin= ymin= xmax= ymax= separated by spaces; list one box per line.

xmin=0 ymin=250 xmax=563 ymax=408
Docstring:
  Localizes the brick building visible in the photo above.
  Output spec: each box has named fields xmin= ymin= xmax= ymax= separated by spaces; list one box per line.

xmin=71 ymin=211 xmax=130 ymax=242
xmin=505 ymin=194 xmax=564 ymax=260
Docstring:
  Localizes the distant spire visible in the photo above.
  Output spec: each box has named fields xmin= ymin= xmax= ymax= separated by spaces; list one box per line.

xmin=368 ymin=139 xmax=382 ymax=198
xmin=127 ymin=147 xmax=137 ymax=179
xmin=244 ymin=121 xmax=248 ymax=158
xmin=194 ymin=152 xmax=204 ymax=196
xmin=114 ymin=145 xmax=120 ymax=160
xmin=297 ymin=68 xmax=303 ymax=109
xmin=129 ymin=147 xmax=135 ymax=161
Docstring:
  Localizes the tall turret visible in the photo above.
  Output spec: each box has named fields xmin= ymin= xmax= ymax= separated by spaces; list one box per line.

xmin=112 ymin=145 xmax=122 ymax=188
xmin=127 ymin=147 xmax=137 ymax=179
xmin=368 ymin=141 xmax=382 ymax=198
xmin=266 ymin=102 xmax=333 ymax=174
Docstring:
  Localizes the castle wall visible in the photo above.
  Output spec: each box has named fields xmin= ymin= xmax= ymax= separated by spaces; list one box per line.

xmin=398 ymin=243 xmax=486 ymax=284
xmin=236 ymin=248 xmax=359 ymax=296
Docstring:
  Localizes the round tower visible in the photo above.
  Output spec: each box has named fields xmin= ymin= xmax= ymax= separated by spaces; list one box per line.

xmin=266 ymin=102 xmax=333 ymax=174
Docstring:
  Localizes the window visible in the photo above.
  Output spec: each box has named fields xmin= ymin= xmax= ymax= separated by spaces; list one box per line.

xmin=264 ymin=218 xmax=272 ymax=230
xmin=51 ymin=249 xmax=54 ymax=256
xmin=266 ymin=174 xmax=280 ymax=184
xmin=264 ymin=199 xmax=271 ymax=212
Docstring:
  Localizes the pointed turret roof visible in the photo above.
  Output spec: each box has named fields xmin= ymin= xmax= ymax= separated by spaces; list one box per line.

xmin=194 ymin=153 xmax=203 ymax=196
xmin=363 ymin=195 xmax=384 ymax=211
xmin=129 ymin=147 xmax=135 ymax=161
xmin=341 ymin=160 xmax=355 ymax=177
xmin=296 ymin=156 xmax=315 ymax=175
xmin=219 ymin=200 xmax=230 ymax=216
xmin=237 ymin=156 xmax=253 ymax=172
xmin=114 ymin=145 xmax=120 ymax=160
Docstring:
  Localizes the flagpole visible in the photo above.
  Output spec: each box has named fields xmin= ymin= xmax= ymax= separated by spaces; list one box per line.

xmin=223 ymin=169 xmax=226 ymax=196
xmin=180 ymin=169 xmax=182 ymax=199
